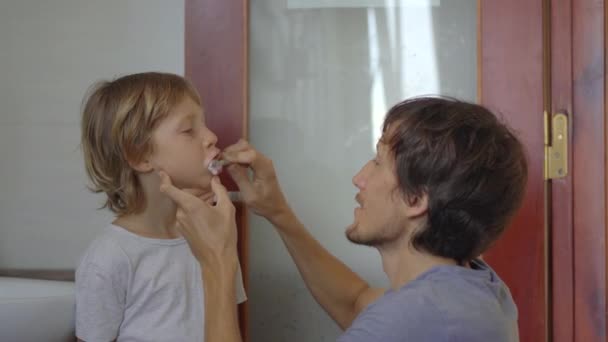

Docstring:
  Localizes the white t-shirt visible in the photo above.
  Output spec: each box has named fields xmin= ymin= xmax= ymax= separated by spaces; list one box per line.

xmin=75 ymin=224 xmax=247 ymax=342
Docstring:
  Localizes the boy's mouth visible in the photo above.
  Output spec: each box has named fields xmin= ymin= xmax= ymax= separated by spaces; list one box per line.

xmin=207 ymin=159 xmax=226 ymax=175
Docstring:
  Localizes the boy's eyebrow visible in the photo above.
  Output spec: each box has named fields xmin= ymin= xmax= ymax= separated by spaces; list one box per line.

xmin=176 ymin=112 xmax=196 ymax=125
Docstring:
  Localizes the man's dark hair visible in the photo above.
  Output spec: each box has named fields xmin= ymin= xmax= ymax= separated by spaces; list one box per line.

xmin=383 ymin=96 xmax=528 ymax=263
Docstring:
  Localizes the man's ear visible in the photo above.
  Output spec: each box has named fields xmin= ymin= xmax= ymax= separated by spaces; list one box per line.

xmin=404 ymin=192 xmax=429 ymax=218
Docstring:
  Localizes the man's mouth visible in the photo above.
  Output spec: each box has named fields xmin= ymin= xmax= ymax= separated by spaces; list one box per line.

xmin=355 ymin=194 xmax=363 ymax=207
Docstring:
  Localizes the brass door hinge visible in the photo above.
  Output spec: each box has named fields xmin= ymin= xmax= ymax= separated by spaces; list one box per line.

xmin=544 ymin=111 xmax=569 ymax=180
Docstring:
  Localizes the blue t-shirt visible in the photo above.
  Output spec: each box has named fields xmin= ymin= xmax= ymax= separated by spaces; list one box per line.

xmin=338 ymin=259 xmax=519 ymax=342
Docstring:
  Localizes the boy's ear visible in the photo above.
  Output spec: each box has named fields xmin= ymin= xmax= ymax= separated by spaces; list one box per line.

xmin=125 ymin=153 xmax=154 ymax=173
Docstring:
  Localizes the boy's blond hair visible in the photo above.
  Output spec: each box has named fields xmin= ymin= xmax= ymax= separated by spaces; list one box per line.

xmin=81 ymin=72 xmax=201 ymax=215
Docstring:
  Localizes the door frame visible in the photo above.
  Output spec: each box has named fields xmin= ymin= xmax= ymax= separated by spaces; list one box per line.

xmin=185 ymin=0 xmax=250 ymax=340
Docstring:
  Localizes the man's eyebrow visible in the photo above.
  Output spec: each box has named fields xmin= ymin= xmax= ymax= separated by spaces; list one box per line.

xmin=377 ymin=136 xmax=389 ymax=150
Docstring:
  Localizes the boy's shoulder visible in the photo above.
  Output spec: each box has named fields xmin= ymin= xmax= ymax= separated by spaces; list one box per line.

xmin=77 ymin=225 xmax=131 ymax=274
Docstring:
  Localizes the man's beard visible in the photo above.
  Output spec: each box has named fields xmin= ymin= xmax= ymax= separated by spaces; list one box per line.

xmin=345 ymin=222 xmax=405 ymax=248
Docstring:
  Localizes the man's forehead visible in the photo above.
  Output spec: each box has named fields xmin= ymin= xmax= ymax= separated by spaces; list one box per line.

xmin=376 ymin=136 xmax=389 ymax=151
xmin=380 ymin=122 xmax=398 ymax=144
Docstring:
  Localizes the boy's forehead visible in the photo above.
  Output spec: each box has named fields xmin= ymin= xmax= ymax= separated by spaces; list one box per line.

xmin=174 ymin=99 xmax=203 ymax=120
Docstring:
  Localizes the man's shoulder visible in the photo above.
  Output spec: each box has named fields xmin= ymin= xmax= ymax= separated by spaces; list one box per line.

xmin=340 ymin=266 xmax=518 ymax=342
xmin=339 ymin=286 xmax=447 ymax=342
xmin=368 ymin=280 xmax=444 ymax=317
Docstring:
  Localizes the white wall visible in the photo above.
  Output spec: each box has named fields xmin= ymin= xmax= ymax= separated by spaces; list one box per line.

xmin=249 ymin=0 xmax=477 ymax=341
xmin=0 ymin=0 xmax=185 ymax=268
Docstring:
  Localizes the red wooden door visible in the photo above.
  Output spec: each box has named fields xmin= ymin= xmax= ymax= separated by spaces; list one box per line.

xmin=184 ymin=1 xmax=250 ymax=340
xmin=479 ymin=1 xmax=547 ymax=341
xmin=481 ymin=0 xmax=607 ymax=341
xmin=552 ymin=0 xmax=606 ymax=340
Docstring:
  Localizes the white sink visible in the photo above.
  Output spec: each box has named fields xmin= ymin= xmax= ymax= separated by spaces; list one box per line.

xmin=0 ymin=277 xmax=75 ymax=342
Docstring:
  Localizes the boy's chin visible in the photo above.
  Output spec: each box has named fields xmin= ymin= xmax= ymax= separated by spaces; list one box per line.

xmin=173 ymin=174 xmax=212 ymax=191
xmin=180 ymin=181 xmax=212 ymax=193
xmin=181 ymin=187 xmax=215 ymax=203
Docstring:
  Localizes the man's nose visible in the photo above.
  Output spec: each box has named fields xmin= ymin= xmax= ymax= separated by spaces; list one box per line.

xmin=352 ymin=168 xmax=366 ymax=189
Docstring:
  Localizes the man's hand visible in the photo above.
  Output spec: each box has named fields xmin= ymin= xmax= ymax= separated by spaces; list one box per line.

xmin=222 ymin=139 xmax=291 ymax=222
xmin=159 ymin=173 xmax=242 ymax=342
xmin=159 ymin=172 xmax=238 ymax=267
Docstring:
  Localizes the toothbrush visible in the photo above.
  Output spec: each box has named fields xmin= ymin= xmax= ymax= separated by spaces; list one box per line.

xmin=207 ymin=159 xmax=241 ymax=202
xmin=207 ymin=159 xmax=227 ymax=175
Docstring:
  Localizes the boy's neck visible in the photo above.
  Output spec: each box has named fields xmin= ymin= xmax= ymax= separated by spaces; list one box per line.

xmin=114 ymin=176 xmax=181 ymax=240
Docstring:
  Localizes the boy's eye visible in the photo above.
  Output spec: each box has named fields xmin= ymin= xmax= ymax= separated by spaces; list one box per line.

xmin=182 ymin=128 xmax=194 ymax=134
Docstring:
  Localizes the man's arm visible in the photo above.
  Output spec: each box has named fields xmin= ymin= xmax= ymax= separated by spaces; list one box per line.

xmin=270 ymin=208 xmax=385 ymax=329
xmin=225 ymin=140 xmax=385 ymax=329
xmin=160 ymin=173 xmax=243 ymax=342
xmin=201 ymin=257 xmax=242 ymax=342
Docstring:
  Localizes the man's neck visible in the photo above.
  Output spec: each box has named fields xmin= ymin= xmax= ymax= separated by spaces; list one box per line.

xmin=378 ymin=238 xmax=459 ymax=290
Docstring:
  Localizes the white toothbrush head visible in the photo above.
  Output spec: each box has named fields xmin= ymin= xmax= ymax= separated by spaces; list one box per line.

xmin=207 ymin=159 xmax=226 ymax=175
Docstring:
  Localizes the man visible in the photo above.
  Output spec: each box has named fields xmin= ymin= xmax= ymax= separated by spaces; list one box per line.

xmin=161 ymin=96 xmax=527 ymax=341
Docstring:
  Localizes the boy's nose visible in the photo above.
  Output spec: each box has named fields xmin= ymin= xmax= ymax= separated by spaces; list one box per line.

xmin=201 ymin=127 xmax=218 ymax=147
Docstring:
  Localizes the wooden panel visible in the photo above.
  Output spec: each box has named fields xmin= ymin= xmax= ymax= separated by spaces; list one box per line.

xmin=185 ymin=0 xmax=249 ymax=340
xmin=550 ymin=0 xmax=574 ymax=341
xmin=0 ymin=269 xmax=74 ymax=281
xmin=571 ymin=0 xmax=606 ymax=340
xmin=479 ymin=1 xmax=547 ymax=341
xmin=185 ymin=0 xmax=248 ymax=156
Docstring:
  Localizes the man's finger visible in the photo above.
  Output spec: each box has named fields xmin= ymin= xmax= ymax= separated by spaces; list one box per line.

xmin=222 ymin=149 xmax=256 ymax=165
xmin=223 ymin=139 xmax=249 ymax=154
xmin=246 ymin=151 xmax=274 ymax=179
xmin=210 ymin=176 xmax=231 ymax=206
xmin=227 ymin=164 xmax=255 ymax=195
xmin=224 ymin=149 xmax=276 ymax=180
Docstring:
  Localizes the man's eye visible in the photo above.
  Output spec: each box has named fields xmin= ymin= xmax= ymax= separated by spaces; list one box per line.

xmin=182 ymin=128 xmax=194 ymax=134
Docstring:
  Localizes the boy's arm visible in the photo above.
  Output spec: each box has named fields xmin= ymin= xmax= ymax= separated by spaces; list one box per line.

xmin=75 ymin=262 xmax=125 ymax=342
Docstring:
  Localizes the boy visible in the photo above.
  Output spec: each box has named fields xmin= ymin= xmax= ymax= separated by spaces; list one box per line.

xmin=76 ymin=72 xmax=246 ymax=342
